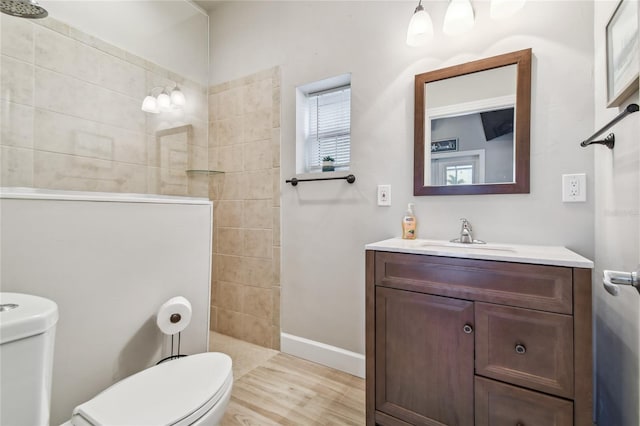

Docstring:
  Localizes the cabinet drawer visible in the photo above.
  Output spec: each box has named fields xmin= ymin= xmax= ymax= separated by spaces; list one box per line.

xmin=475 ymin=302 xmax=574 ymax=398
xmin=375 ymin=252 xmax=573 ymax=314
xmin=475 ymin=376 xmax=573 ymax=426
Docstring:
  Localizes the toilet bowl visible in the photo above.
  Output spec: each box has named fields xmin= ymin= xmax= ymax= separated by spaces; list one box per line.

xmin=63 ymin=352 xmax=233 ymax=426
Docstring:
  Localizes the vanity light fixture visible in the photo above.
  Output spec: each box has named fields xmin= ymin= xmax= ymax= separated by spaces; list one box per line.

xmin=141 ymin=84 xmax=186 ymax=114
xmin=406 ymin=0 xmax=434 ymax=47
xmin=442 ymin=0 xmax=475 ymax=36
xmin=406 ymin=0 xmax=526 ymax=46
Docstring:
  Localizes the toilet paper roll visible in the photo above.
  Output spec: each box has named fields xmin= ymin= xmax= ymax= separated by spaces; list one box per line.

xmin=156 ymin=296 xmax=192 ymax=335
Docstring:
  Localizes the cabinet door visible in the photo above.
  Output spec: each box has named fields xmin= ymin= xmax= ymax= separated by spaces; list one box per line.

xmin=375 ymin=287 xmax=474 ymax=426
xmin=475 ymin=376 xmax=573 ymax=426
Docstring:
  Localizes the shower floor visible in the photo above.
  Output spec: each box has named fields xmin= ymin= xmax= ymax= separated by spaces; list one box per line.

xmin=209 ymin=332 xmax=365 ymax=425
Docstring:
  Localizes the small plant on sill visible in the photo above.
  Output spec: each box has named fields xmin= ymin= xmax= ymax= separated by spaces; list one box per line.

xmin=322 ymin=156 xmax=335 ymax=172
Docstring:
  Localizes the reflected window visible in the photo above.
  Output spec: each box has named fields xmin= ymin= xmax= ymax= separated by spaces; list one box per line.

xmin=446 ymin=164 xmax=473 ymax=185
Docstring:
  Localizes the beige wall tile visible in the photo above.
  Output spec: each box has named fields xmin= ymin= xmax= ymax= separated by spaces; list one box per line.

xmin=271 ymin=128 xmax=280 ymax=168
xmin=242 ymin=314 xmax=271 ymax=347
xmin=146 ymin=167 xmax=159 ymax=194
xmin=210 ymin=279 xmax=219 ymax=305
xmin=242 ymin=79 xmax=272 ymax=114
xmin=218 ymin=254 xmax=243 ymax=284
xmin=187 ymin=174 xmax=208 ymax=197
xmin=272 ymin=88 xmax=280 ymax=128
xmin=190 ymin=118 xmax=208 ymax=148
xmin=271 ymin=287 xmax=280 ymax=327
xmin=209 ymin=306 xmax=217 ymax=331
xmin=1 ymin=15 xmax=34 ymax=63
xmin=271 ymin=326 xmax=281 ymax=350
xmin=243 ymin=200 xmax=272 ymax=229
xmin=214 ymin=200 xmax=243 ymax=227
xmin=0 ymin=146 xmax=33 ymax=186
xmin=158 ymin=131 xmax=188 ymax=170
xmin=218 ymin=228 xmax=244 ymax=256
xmin=158 ymin=168 xmax=187 ymax=195
xmin=208 ymin=93 xmax=219 ymax=122
xmin=218 ymin=281 xmax=244 ymax=312
xmin=1 ymin=101 xmax=34 ymax=148
xmin=272 ymin=207 xmax=281 ymax=246
xmin=244 ymin=286 xmax=271 ymax=321
xmin=188 ymin=144 xmax=208 ymax=170
xmin=208 ymin=146 xmax=219 ymax=171
xmin=208 ymin=121 xmax=218 ymax=148
xmin=243 ymin=140 xmax=271 ymax=171
xmin=216 ymin=118 xmax=243 ymax=146
xmin=218 ymin=87 xmax=243 ymax=119
xmin=245 ymin=170 xmax=272 ymax=200
xmin=33 ymin=150 xmax=146 ymax=192
xmin=244 ymin=108 xmax=271 ymax=142
xmin=243 ymin=256 xmax=272 ymax=287
xmin=272 ymin=167 xmax=280 ymax=206
xmin=244 ymin=229 xmax=273 ymax=259
xmin=33 ymin=17 xmax=70 ymax=36
xmin=34 ymin=68 xmax=144 ymax=133
xmin=1 ymin=55 xmax=34 ymax=105
xmin=34 ymin=108 xmax=147 ymax=165
xmin=208 ymin=173 xmax=224 ymax=200
xmin=273 ymin=246 xmax=281 ymax=285
xmin=218 ymin=144 xmax=243 ymax=172
xmin=220 ymin=171 xmax=245 ymax=200
xmin=217 ymin=308 xmax=243 ymax=338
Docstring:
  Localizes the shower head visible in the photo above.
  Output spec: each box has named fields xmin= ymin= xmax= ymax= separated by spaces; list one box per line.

xmin=1 ymin=0 xmax=48 ymax=19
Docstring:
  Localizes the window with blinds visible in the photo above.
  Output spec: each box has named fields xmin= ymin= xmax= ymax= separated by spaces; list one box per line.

xmin=305 ymin=85 xmax=351 ymax=172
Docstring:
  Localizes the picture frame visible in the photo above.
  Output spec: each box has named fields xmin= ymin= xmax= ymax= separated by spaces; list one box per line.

xmin=606 ymin=0 xmax=639 ymax=108
xmin=431 ymin=138 xmax=458 ymax=153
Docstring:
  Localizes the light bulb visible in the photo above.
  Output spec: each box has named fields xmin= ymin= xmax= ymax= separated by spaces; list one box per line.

xmin=490 ymin=0 xmax=525 ymax=19
xmin=406 ymin=2 xmax=434 ymax=47
xmin=157 ymin=93 xmax=172 ymax=112
xmin=170 ymin=87 xmax=186 ymax=107
xmin=141 ymin=95 xmax=159 ymax=113
xmin=443 ymin=0 xmax=475 ymax=36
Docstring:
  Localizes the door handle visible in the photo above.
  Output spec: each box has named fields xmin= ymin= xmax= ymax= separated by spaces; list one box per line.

xmin=603 ymin=268 xmax=640 ymax=296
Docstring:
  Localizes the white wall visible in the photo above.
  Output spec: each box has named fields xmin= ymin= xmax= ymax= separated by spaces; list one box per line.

xmin=593 ymin=1 xmax=640 ymax=424
xmin=209 ymin=1 xmax=595 ymax=357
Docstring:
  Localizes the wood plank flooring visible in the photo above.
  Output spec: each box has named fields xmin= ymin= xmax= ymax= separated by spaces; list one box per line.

xmin=210 ymin=333 xmax=365 ymax=425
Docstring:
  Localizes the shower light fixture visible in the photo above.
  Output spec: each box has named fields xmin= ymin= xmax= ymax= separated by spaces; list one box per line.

xmin=141 ymin=84 xmax=186 ymax=114
xmin=406 ymin=0 xmax=525 ymax=46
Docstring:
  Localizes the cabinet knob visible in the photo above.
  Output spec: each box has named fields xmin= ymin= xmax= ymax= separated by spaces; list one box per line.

xmin=463 ymin=324 xmax=473 ymax=334
xmin=515 ymin=344 xmax=526 ymax=354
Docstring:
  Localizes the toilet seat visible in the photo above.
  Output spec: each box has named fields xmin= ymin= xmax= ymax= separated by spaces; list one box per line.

xmin=70 ymin=352 xmax=233 ymax=426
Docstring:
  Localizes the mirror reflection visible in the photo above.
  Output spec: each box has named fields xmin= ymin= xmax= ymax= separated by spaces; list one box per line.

xmin=425 ymin=65 xmax=517 ymax=186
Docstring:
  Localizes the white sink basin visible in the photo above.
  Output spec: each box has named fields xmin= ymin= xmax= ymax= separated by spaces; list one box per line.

xmin=418 ymin=241 xmax=516 ymax=253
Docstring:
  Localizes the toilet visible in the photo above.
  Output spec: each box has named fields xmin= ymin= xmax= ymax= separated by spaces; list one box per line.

xmin=63 ymin=352 xmax=233 ymax=426
xmin=0 ymin=292 xmax=233 ymax=426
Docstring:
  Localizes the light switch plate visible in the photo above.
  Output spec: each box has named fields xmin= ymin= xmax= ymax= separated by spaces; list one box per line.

xmin=377 ymin=185 xmax=391 ymax=206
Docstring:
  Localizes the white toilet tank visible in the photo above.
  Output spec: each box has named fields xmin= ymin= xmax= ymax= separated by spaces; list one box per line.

xmin=0 ymin=292 xmax=58 ymax=426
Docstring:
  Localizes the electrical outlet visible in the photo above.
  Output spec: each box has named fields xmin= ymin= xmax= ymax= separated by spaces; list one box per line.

xmin=562 ymin=173 xmax=586 ymax=202
xmin=377 ymin=185 xmax=391 ymax=206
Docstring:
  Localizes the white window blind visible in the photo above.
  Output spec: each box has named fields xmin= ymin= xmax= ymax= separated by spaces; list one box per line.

xmin=306 ymin=86 xmax=351 ymax=171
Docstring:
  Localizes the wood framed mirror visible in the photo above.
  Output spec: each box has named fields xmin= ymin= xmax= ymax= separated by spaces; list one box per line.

xmin=414 ymin=49 xmax=532 ymax=195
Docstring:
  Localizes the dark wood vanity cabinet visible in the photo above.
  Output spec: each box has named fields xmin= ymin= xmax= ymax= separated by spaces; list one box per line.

xmin=366 ymin=250 xmax=592 ymax=426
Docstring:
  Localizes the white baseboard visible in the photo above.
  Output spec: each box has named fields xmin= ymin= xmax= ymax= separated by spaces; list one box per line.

xmin=280 ymin=332 xmax=365 ymax=378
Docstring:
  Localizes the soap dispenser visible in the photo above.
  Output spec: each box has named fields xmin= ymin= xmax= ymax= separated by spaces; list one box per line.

xmin=402 ymin=203 xmax=417 ymax=240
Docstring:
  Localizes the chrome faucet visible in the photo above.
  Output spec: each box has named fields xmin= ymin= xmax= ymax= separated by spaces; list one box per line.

xmin=458 ymin=218 xmax=473 ymax=244
xmin=451 ymin=218 xmax=485 ymax=244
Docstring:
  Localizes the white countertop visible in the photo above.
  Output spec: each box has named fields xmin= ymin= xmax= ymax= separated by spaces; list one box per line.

xmin=365 ymin=238 xmax=593 ymax=269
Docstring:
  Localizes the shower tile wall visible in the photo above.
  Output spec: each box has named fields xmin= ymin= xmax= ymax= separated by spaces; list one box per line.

xmin=208 ymin=68 xmax=281 ymax=350
xmin=0 ymin=14 xmax=208 ymax=196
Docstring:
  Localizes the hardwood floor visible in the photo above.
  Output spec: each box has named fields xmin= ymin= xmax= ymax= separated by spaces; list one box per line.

xmin=210 ymin=332 xmax=365 ymax=425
